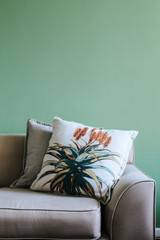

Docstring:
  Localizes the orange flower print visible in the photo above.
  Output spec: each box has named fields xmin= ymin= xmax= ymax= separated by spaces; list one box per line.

xmin=73 ymin=128 xmax=81 ymax=138
xmin=95 ymin=130 xmax=103 ymax=141
xmin=89 ymin=131 xmax=97 ymax=143
xmin=99 ymin=132 xmax=108 ymax=144
xmin=80 ymin=127 xmax=88 ymax=137
xmin=91 ymin=128 xmax=97 ymax=132
xmin=103 ymin=136 xmax=112 ymax=148
xmin=73 ymin=127 xmax=112 ymax=149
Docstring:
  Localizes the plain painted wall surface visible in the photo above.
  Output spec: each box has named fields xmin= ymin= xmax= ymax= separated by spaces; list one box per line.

xmin=0 ymin=0 xmax=160 ymax=226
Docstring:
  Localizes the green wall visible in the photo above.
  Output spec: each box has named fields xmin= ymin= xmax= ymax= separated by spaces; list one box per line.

xmin=0 ymin=0 xmax=160 ymax=226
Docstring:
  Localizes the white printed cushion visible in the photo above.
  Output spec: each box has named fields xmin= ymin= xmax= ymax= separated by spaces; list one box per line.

xmin=31 ymin=117 xmax=138 ymax=203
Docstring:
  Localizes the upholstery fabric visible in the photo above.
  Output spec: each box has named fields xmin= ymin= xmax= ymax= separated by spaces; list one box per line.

xmin=11 ymin=119 xmax=52 ymax=187
xmin=0 ymin=188 xmax=101 ymax=239
xmin=0 ymin=134 xmax=25 ymax=187
xmin=103 ymin=164 xmax=155 ymax=240
xmin=0 ymin=134 xmax=156 ymax=240
xmin=31 ymin=117 xmax=138 ymax=203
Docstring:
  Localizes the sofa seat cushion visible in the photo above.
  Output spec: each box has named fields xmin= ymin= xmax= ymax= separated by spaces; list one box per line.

xmin=0 ymin=188 xmax=101 ymax=239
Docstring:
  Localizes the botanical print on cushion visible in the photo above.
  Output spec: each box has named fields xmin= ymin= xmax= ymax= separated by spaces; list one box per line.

xmin=31 ymin=117 xmax=138 ymax=203
xmin=38 ymin=127 xmax=121 ymax=199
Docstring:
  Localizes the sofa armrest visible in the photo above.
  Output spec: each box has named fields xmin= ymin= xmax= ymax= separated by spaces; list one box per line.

xmin=102 ymin=164 xmax=155 ymax=240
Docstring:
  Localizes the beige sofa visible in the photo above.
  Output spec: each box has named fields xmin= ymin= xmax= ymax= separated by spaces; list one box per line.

xmin=0 ymin=134 xmax=155 ymax=240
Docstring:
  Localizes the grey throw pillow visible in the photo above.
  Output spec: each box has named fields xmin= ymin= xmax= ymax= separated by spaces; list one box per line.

xmin=10 ymin=119 xmax=52 ymax=187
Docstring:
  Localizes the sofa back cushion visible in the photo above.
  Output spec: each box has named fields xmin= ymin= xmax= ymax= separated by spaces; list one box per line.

xmin=11 ymin=119 xmax=52 ymax=188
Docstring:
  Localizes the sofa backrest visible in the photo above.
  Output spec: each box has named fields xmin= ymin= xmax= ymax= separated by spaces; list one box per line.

xmin=0 ymin=134 xmax=135 ymax=187
xmin=0 ymin=134 xmax=25 ymax=187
